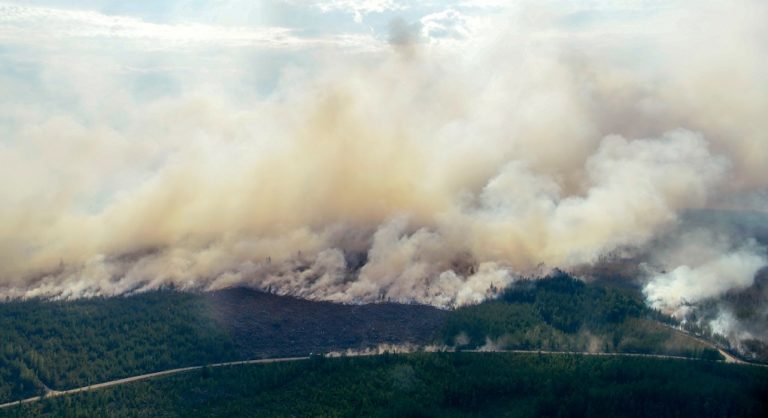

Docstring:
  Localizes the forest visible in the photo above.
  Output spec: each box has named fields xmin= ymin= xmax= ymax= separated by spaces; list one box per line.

xmin=0 ymin=272 xmax=730 ymax=406
xmin=0 ymin=291 xmax=240 ymax=403
xmin=1 ymin=352 xmax=766 ymax=417
xmin=0 ymin=287 xmax=444 ymax=404
xmin=443 ymin=271 xmax=723 ymax=359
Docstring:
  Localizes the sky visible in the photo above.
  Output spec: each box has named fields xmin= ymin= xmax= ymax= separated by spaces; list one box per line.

xmin=0 ymin=0 xmax=676 ymax=105
xmin=0 ymin=1 xmax=493 ymax=97
xmin=0 ymin=1 xmax=767 ymax=346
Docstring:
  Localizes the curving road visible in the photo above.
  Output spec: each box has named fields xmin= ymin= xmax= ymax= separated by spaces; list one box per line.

xmin=0 ymin=357 xmax=306 ymax=410
xmin=1 ymin=348 xmax=764 ymax=410
xmin=657 ymin=323 xmax=747 ymax=364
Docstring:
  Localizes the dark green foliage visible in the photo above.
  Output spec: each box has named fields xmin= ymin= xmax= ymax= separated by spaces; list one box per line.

xmin=442 ymin=272 xmax=717 ymax=358
xmin=2 ymin=353 xmax=766 ymax=417
xmin=0 ymin=273 xmax=729 ymax=408
xmin=0 ymin=355 xmax=39 ymax=404
xmin=0 ymin=288 xmax=446 ymax=404
xmin=700 ymin=348 xmax=726 ymax=361
xmin=503 ymin=271 xmax=645 ymax=330
xmin=0 ymin=291 xmax=239 ymax=403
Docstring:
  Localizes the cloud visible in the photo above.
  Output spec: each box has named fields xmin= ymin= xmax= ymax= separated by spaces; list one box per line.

xmin=292 ymin=0 xmax=405 ymax=23
xmin=420 ymin=8 xmax=472 ymax=41
xmin=0 ymin=3 xmax=284 ymax=44
xmin=0 ymin=2 xmax=379 ymax=50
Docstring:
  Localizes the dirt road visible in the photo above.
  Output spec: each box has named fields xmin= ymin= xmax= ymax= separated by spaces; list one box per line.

xmin=0 ymin=357 xmax=306 ymax=409
xmin=1 ymin=349 xmax=763 ymax=410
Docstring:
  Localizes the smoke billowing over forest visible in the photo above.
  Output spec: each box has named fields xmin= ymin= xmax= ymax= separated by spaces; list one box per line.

xmin=0 ymin=1 xmax=766 ymax=347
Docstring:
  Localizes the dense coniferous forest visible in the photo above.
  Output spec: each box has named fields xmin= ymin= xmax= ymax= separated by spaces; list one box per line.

xmin=0 ymin=289 xmax=445 ymax=404
xmin=2 ymin=352 xmax=766 ymax=417
xmin=0 ymin=272 xmax=733 ymax=407
xmin=0 ymin=291 xmax=239 ymax=403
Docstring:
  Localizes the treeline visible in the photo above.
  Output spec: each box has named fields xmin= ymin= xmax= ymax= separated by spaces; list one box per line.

xmin=442 ymin=271 xmax=721 ymax=359
xmin=2 ymin=352 xmax=766 ymax=417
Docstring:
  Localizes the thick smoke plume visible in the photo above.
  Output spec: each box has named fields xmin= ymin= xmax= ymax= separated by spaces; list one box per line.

xmin=0 ymin=1 xmax=767 ymax=344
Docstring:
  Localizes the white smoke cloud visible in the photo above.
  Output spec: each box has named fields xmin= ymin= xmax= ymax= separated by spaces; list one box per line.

xmin=0 ymin=0 xmax=766 ymax=348
xmin=644 ymin=246 xmax=767 ymax=316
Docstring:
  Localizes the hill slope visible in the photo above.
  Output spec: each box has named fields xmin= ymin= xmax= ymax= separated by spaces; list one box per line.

xmin=0 ymin=289 xmax=446 ymax=404
xmin=0 ymin=273 xmax=732 ymax=404
xmin=442 ymin=272 xmax=720 ymax=359
xmin=204 ymin=289 xmax=447 ymax=359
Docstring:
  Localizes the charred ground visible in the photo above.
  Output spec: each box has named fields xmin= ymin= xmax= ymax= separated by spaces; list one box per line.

xmin=203 ymin=288 xmax=447 ymax=358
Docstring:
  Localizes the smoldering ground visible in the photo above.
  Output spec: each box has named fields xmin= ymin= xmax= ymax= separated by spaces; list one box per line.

xmin=0 ymin=1 xmax=766 ymax=346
